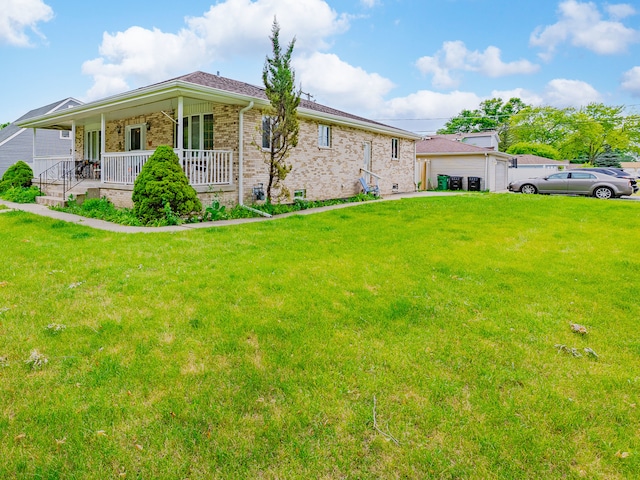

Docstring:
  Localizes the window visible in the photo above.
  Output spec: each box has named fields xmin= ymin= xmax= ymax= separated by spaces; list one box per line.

xmin=85 ymin=130 xmax=101 ymax=161
xmin=60 ymin=130 xmax=70 ymax=139
xmin=391 ymin=138 xmax=399 ymax=160
xmin=548 ymin=172 xmax=569 ymax=180
xmin=318 ymin=124 xmax=331 ymax=148
xmin=262 ymin=116 xmax=273 ymax=149
xmin=181 ymin=113 xmax=214 ymax=150
xmin=571 ymin=172 xmax=595 ymax=179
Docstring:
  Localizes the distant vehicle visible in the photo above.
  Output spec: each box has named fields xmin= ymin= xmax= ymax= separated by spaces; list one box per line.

xmin=508 ymin=171 xmax=634 ymax=199
xmin=573 ymin=167 xmax=638 ymax=192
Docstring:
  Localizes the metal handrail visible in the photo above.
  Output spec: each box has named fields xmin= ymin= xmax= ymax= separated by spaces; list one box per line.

xmin=38 ymin=160 xmax=89 ymax=201
xmin=360 ymin=168 xmax=383 ymax=180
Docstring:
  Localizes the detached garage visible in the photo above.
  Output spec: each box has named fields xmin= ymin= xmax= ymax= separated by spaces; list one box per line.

xmin=416 ymin=136 xmax=512 ymax=192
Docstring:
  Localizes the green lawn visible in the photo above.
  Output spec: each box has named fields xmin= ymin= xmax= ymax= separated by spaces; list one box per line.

xmin=1 ymin=194 xmax=639 ymax=479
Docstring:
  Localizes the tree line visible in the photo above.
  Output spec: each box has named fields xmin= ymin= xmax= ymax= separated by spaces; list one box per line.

xmin=437 ymin=99 xmax=640 ymax=166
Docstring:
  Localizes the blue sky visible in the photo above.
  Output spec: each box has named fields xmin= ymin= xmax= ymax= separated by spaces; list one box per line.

xmin=1 ymin=0 xmax=639 ymax=133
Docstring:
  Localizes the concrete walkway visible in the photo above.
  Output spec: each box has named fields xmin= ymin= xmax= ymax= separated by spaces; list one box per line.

xmin=0 ymin=191 xmax=461 ymax=234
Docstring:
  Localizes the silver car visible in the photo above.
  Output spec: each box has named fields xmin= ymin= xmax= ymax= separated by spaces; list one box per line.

xmin=508 ymin=171 xmax=634 ymax=199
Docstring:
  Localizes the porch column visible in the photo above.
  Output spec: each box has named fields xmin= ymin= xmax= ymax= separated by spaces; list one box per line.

xmin=100 ymin=114 xmax=106 ymax=183
xmin=177 ymin=96 xmax=184 ymax=153
xmin=32 ymin=128 xmax=36 ymax=162
xmin=100 ymin=114 xmax=106 ymax=155
xmin=71 ymin=121 xmax=76 ymax=162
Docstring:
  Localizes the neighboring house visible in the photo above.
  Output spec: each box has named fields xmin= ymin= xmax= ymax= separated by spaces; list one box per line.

xmin=439 ymin=131 xmax=500 ymax=151
xmin=509 ymin=154 xmax=570 ymax=183
xmin=18 ymin=71 xmax=421 ymax=207
xmin=620 ymin=162 xmax=640 ymax=177
xmin=416 ymin=136 xmax=511 ymax=191
xmin=0 ymin=98 xmax=82 ymax=177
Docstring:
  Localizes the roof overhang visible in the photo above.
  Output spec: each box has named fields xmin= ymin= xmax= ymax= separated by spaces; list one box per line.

xmin=17 ymin=79 xmax=421 ymax=140
xmin=298 ymin=108 xmax=421 ymax=140
xmin=17 ymin=80 xmax=267 ymax=130
xmin=417 ymin=151 xmax=513 ymax=161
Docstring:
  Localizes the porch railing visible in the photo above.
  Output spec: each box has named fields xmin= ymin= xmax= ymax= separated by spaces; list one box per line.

xmin=33 ymin=156 xmax=74 ymax=179
xmin=181 ymin=149 xmax=233 ymax=186
xmin=101 ymin=149 xmax=233 ymax=186
xmin=102 ymin=151 xmax=150 ymax=185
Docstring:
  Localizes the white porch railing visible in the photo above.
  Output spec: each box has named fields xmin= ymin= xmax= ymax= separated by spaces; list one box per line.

xmin=100 ymin=149 xmax=234 ymax=186
xmin=102 ymin=151 xmax=150 ymax=185
xmin=181 ymin=149 xmax=233 ymax=186
xmin=33 ymin=156 xmax=74 ymax=178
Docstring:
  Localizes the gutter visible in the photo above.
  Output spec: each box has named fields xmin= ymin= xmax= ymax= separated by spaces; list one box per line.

xmin=237 ymin=101 xmax=271 ymax=218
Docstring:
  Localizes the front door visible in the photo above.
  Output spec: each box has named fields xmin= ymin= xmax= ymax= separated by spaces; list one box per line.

xmin=125 ymin=125 xmax=145 ymax=151
xmin=363 ymin=141 xmax=372 ymax=182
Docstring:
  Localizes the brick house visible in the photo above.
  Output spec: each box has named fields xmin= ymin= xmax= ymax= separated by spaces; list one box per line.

xmin=18 ymin=71 xmax=420 ymax=207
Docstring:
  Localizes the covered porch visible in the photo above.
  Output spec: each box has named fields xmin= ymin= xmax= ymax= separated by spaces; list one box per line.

xmin=33 ymin=148 xmax=234 ymax=186
xmin=24 ymin=84 xmax=254 ymax=190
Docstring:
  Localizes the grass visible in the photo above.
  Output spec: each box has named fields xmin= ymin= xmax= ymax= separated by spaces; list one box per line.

xmin=1 ymin=193 xmax=639 ymax=478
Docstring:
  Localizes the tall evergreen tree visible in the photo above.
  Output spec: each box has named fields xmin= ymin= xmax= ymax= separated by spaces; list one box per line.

xmin=261 ymin=18 xmax=301 ymax=203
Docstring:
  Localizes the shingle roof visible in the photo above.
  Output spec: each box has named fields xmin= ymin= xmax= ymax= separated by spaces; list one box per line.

xmin=0 ymin=99 xmax=80 ymax=144
xmin=171 ymin=71 xmax=396 ymax=130
xmin=416 ymin=136 xmax=493 ymax=154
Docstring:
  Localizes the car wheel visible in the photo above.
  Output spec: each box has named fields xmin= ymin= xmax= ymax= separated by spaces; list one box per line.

xmin=593 ymin=187 xmax=613 ymax=199
xmin=520 ymin=184 xmax=537 ymax=194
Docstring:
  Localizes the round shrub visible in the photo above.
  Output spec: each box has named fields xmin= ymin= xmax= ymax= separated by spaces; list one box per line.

xmin=132 ymin=145 xmax=202 ymax=223
xmin=0 ymin=161 xmax=33 ymax=193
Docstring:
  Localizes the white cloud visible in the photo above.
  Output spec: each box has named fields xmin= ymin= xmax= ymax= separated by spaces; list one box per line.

xmin=543 ymin=78 xmax=602 ymax=107
xmin=295 ymin=52 xmax=394 ymax=112
xmin=530 ymin=0 xmax=640 ymax=59
xmin=82 ymin=0 xmax=349 ymax=100
xmin=416 ymin=40 xmax=539 ymax=89
xmin=360 ymin=0 xmax=380 ymax=7
xmin=606 ymin=3 xmax=636 ymax=20
xmin=381 ymin=90 xmax=483 ymax=121
xmin=490 ymin=88 xmax=544 ymax=107
xmin=0 ymin=0 xmax=53 ymax=47
xmin=82 ymin=26 xmax=206 ymax=99
xmin=621 ymin=66 xmax=640 ymax=96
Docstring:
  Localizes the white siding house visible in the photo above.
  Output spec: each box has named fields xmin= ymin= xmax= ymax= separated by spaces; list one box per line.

xmin=0 ymin=98 xmax=82 ymax=177
xmin=416 ymin=136 xmax=511 ymax=192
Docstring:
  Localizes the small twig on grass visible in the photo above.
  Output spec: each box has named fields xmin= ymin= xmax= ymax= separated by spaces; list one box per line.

xmin=372 ymin=395 xmax=400 ymax=445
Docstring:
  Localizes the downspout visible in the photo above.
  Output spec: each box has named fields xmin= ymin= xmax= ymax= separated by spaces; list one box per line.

xmin=238 ymin=102 xmax=271 ymax=218
xmin=484 ymin=152 xmax=489 ymax=192
xmin=414 ymin=140 xmax=418 ymax=191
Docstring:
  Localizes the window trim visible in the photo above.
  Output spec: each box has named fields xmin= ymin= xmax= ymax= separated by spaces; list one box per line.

xmin=180 ymin=113 xmax=214 ymax=150
xmin=391 ymin=138 xmax=399 ymax=160
xmin=318 ymin=124 xmax=331 ymax=148
xmin=84 ymin=129 xmax=101 ymax=161
xmin=125 ymin=124 xmax=146 ymax=151
xmin=60 ymin=130 xmax=71 ymax=140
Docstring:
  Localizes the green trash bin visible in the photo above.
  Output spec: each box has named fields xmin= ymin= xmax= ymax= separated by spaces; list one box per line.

xmin=437 ymin=174 xmax=449 ymax=190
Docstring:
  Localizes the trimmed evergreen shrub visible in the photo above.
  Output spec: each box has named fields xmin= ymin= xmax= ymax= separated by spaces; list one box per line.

xmin=132 ymin=146 xmax=202 ymax=223
xmin=0 ymin=161 xmax=33 ymax=193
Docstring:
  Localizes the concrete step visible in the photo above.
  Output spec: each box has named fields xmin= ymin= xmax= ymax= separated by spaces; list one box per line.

xmin=36 ymin=196 xmax=67 ymax=207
